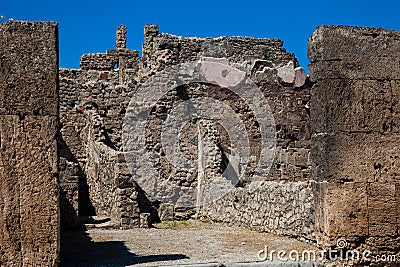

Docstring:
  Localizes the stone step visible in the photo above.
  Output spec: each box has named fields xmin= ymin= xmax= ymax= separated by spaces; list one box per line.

xmin=80 ymin=216 xmax=118 ymax=229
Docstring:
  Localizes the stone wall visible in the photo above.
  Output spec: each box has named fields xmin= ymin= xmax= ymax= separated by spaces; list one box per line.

xmin=3 ymin=20 xmax=400 ymax=266
xmin=59 ymin=24 xmax=313 ymax=236
xmin=59 ymin=28 xmax=152 ymax=228
xmin=141 ymin=24 xmax=297 ymax=75
xmin=84 ymin=107 xmax=143 ymax=228
xmin=200 ymin=181 xmax=315 ymax=240
xmin=59 ymin=67 xmax=144 ymax=228
xmin=309 ymin=26 xmax=400 ymax=255
xmin=197 ymin=57 xmax=313 ymax=239
xmin=0 ymin=22 xmax=59 ymax=266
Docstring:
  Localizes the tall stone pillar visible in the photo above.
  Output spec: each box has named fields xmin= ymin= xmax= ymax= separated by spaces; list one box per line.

xmin=0 ymin=21 xmax=60 ymax=266
xmin=309 ymin=26 xmax=400 ymax=254
xmin=116 ymin=24 xmax=127 ymax=49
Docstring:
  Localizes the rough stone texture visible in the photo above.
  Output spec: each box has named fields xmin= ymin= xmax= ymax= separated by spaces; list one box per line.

xmin=59 ymin=24 xmax=313 ymax=235
xmin=0 ymin=21 xmax=59 ymax=266
xmin=314 ymin=182 xmax=368 ymax=240
xmin=80 ymin=53 xmax=118 ymax=71
xmin=84 ymin=109 xmax=141 ymax=228
xmin=308 ymin=26 xmax=400 ymax=80
xmin=116 ymin=25 xmax=127 ymax=49
xmin=5 ymin=21 xmax=400 ymax=265
xmin=199 ymin=181 xmax=315 ymax=239
xmin=4 ymin=20 xmax=400 ymax=266
xmin=309 ymin=25 xmax=400 ymax=255
xmin=141 ymin=29 xmax=298 ymax=79
xmin=59 ymin=158 xmax=80 ymax=229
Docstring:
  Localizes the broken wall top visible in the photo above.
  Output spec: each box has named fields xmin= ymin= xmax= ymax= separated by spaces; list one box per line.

xmin=308 ymin=25 xmax=400 ymax=80
xmin=80 ymin=24 xmax=299 ymax=72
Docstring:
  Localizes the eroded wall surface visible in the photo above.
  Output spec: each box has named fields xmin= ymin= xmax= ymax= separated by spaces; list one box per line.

xmin=2 ymin=20 xmax=399 ymax=265
xmin=309 ymin=26 xmax=400 ymax=254
xmin=59 ymin=24 xmax=313 ymax=234
xmin=0 ymin=21 xmax=59 ymax=266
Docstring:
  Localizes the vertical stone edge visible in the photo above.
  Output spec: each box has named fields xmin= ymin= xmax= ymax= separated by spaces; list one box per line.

xmin=309 ymin=25 xmax=400 ymax=256
xmin=0 ymin=21 xmax=60 ymax=266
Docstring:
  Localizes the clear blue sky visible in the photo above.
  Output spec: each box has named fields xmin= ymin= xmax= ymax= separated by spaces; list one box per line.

xmin=3 ymin=0 xmax=400 ymax=70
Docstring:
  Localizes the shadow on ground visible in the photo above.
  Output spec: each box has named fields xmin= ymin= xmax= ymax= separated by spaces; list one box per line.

xmin=60 ymin=228 xmax=188 ymax=266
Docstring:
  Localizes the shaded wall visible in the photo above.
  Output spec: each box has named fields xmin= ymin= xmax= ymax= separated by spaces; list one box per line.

xmin=0 ymin=21 xmax=60 ymax=266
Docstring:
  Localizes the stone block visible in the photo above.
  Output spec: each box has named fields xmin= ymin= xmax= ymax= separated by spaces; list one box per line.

xmin=365 ymin=236 xmax=400 ymax=252
xmin=308 ymin=26 xmax=400 ymax=80
xmin=144 ymin=24 xmax=159 ymax=38
xmin=19 ymin=116 xmax=59 ymax=266
xmin=311 ymin=79 xmax=398 ymax=134
xmin=139 ymin=213 xmax=152 ymax=228
xmin=0 ymin=22 xmax=58 ymax=116
xmin=310 ymin=25 xmax=400 ymax=253
xmin=311 ymin=132 xmax=400 ymax=183
xmin=396 ymin=182 xmax=400 ymax=234
xmin=114 ymin=162 xmax=131 ymax=176
xmin=314 ymin=182 xmax=368 ymax=242
xmin=367 ymin=183 xmax=397 ymax=236
xmin=159 ymin=203 xmax=175 ymax=221
xmin=0 ymin=115 xmax=24 ymax=266
xmin=0 ymin=21 xmax=59 ymax=266
xmin=0 ymin=115 xmax=59 ymax=265
xmin=391 ymin=80 xmax=400 ymax=132
xmin=116 ymin=24 xmax=126 ymax=49
xmin=294 ymin=67 xmax=307 ymax=88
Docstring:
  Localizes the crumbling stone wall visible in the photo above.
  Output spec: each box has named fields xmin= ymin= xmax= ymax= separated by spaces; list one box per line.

xmin=59 ymin=28 xmax=147 ymax=228
xmin=84 ymin=107 xmax=142 ymax=227
xmin=59 ymin=61 xmax=140 ymax=228
xmin=200 ymin=181 xmax=315 ymax=239
xmin=0 ymin=22 xmax=59 ymax=266
xmin=141 ymin=24 xmax=297 ymax=76
xmin=3 ymin=20 xmax=400 ymax=265
xmin=309 ymin=26 xmax=400 ymax=255
xmin=59 ymin=24 xmax=313 ymax=235
xmin=198 ymin=55 xmax=313 ymax=240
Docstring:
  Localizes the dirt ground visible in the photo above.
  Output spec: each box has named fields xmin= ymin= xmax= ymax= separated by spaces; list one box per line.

xmin=60 ymin=220 xmax=317 ymax=266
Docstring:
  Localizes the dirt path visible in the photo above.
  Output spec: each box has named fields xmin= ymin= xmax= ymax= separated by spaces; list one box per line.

xmin=60 ymin=220 xmax=317 ymax=266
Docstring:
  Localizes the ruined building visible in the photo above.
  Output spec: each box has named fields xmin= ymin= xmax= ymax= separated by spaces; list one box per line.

xmin=0 ymin=21 xmax=399 ymax=266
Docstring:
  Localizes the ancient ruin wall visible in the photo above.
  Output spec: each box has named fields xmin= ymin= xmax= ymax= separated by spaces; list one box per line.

xmin=0 ymin=22 xmax=60 ymax=266
xmin=59 ymin=24 xmax=314 ymax=237
xmin=2 ymin=20 xmax=400 ymax=265
xmin=59 ymin=67 xmax=138 ymax=228
xmin=309 ymin=26 xmax=400 ymax=253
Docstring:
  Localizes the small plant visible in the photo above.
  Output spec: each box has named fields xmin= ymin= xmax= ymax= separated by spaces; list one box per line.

xmin=179 ymin=220 xmax=188 ymax=226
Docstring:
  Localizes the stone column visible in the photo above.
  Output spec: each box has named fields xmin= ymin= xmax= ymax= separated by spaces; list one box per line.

xmin=116 ymin=24 xmax=127 ymax=49
xmin=309 ymin=26 xmax=400 ymax=253
xmin=0 ymin=21 xmax=60 ymax=265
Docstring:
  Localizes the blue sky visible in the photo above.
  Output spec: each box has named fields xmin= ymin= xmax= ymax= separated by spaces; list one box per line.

xmin=2 ymin=1 xmax=400 ymax=70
